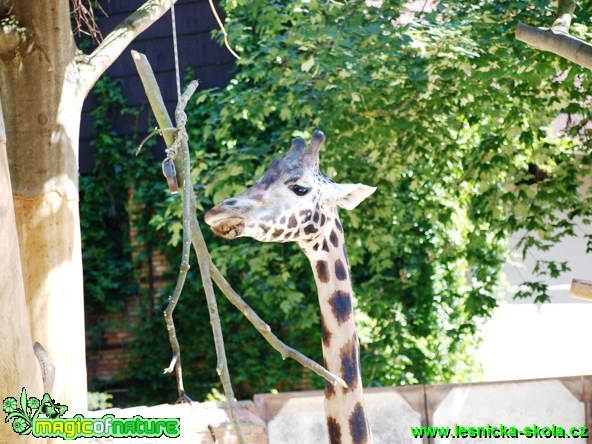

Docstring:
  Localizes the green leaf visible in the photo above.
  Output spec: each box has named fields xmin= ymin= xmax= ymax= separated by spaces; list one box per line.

xmin=301 ymin=56 xmax=315 ymax=72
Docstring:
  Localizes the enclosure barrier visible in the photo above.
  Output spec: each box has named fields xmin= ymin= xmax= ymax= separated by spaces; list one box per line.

xmin=85 ymin=375 xmax=592 ymax=443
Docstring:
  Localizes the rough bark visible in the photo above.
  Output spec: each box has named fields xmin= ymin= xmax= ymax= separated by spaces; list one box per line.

xmin=0 ymin=0 xmax=178 ymax=412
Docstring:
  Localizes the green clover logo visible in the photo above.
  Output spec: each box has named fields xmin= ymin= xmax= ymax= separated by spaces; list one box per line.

xmin=3 ymin=388 xmax=69 ymax=436
xmin=26 ymin=397 xmax=40 ymax=410
xmin=2 ymin=397 xmax=17 ymax=414
xmin=12 ymin=417 xmax=28 ymax=434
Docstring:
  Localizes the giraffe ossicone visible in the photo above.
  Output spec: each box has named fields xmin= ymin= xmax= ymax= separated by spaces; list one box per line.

xmin=205 ymin=130 xmax=376 ymax=444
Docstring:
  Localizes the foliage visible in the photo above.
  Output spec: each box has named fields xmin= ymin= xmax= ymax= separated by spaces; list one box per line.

xmin=87 ymin=392 xmax=113 ymax=411
xmin=172 ymin=0 xmax=590 ymax=387
xmin=82 ymin=0 xmax=592 ymax=405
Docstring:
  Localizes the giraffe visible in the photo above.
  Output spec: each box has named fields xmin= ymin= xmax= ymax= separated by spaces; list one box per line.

xmin=204 ymin=130 xmax=376 ymax=444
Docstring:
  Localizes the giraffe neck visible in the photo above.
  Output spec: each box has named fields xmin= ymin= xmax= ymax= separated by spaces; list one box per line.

xmin=300 ymin=214 xmax=372 ymax=444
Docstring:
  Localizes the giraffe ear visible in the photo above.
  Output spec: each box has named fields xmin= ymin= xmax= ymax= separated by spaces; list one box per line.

xmin=333 ymin=183 xmax=377 ymax=210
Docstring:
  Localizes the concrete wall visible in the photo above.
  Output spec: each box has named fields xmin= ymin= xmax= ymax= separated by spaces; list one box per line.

xmin=254 ymin=376 xmax=592 ymax=444
xmin=85 ymin=376 xmax=591 ymax=443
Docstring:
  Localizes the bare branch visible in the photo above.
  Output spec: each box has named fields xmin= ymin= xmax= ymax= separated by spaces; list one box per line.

xmin=570 ymin=279 xmax=592 ymax=301
xmin=133 ymin=50 xmax=348 ymax=443
xmin=515 ymin=0 xmax=592 ymax=70
xmin=133 ymin=52 xmax=246 ymax=444
xmin=515 ymin=23 xmax=592 ymax=70
xmin=70 ymin=0 xmax=106 ymax=44
xmin=79 ymin=0 xmax=177 ymax=96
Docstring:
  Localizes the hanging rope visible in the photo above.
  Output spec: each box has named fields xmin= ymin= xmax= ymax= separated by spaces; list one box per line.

xmin=170 ymin=0 xmax=182 ymax=101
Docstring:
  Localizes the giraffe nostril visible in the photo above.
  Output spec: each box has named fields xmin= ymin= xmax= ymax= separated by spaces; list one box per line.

xmin=223 ymin=199 xmax=237 ymax=207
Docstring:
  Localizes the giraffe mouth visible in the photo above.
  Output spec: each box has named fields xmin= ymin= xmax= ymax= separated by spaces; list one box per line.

xmin=207 ymin=216 xmax=245 ymax=239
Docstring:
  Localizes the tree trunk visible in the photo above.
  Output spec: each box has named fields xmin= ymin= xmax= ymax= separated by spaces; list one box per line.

xmin=0 ymin=0 xmax=178 ymax=415
xmin=0 ymin=97 xmax=45 ymax=442
xmin=0 ymin=1 xmax=87 ymax=410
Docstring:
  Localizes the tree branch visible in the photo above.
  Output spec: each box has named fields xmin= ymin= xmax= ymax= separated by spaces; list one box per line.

xmin=551 ymin=0 xmax=576 ymax=34
xmin=515 ymin=0 xmax=592 ymax=70
xmin=79 ymin=0 xmax=177 ymax=96
xmin=570 ymin=279 xmax=592 ymax=301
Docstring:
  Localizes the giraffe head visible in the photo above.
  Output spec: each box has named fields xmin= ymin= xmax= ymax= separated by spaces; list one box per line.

xmin=204 ymin=131 xmax=376 ymax=248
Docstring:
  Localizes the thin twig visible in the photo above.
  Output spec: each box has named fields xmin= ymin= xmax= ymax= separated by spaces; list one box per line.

xmin=135 ymin=127 xmax=178 ymax=156
xmin=207 ymin=0 xmax=241 ymax=60
xmin=71 ymin=0 xmax=106 ymax=44
xmin=162 ymin=219 xmax=191 ymax=403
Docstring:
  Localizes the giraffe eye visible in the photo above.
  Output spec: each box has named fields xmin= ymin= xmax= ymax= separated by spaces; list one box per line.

xmin=289 ymin=184 xmax=311 ymax=196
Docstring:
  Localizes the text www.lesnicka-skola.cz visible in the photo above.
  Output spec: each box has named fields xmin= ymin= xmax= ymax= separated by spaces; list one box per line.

xmin=410 ymin=424 xmax=589 ymax=439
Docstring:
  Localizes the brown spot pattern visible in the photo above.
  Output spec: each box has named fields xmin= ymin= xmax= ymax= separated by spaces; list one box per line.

xmin=272 ymin=228 xmax=284 ymax=238
xmin=336 ymin=218 xmax=343 ymax=233
xmin=321 ymin=317 xmax=332 ymax=347
xmin=287 ymin=215 xmax=298 ymax=228
xmin=259 ymin=224 xmax=270 ymax=234
xmin=316 ymin=261 xmax=329 ymax=283
xmin=327 ymin=416 xmax=342 ymax=444
xmin=304 ymin=224 xmax=318 ymax=235
xmin=320 ymin=214 xmax=326 ymax=226
xmin=335 ymin=258 xmax=347 ymax=281
xmin=299 ymin=209 xmax=312 ymax=222
xmin=330 ymin=229 xmax=339 ymax=247
xmin=328 ymin=290 xmax=351 ymax=324
xmin=340 ymin=339 xmax=359 ymax=391
xmin=322 ymin=239 xmax=330 ymax=252
xmin=349 ymin=402 xmax=369 ymax=443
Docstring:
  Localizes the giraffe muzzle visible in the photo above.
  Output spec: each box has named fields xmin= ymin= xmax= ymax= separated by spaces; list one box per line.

xmin=210 ymin=217 xmax=245 ymax=239
xmin=204 ymin=207 xmax=245 ymax=239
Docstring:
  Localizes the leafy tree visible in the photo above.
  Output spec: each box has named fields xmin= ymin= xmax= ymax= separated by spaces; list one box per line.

xmin=89 ymin=0 xmax=591 ymax=404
